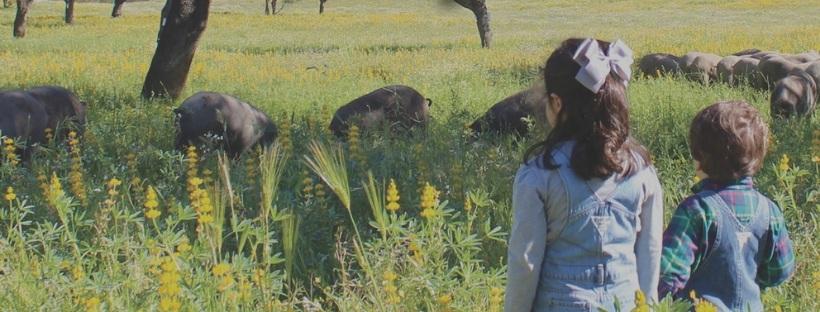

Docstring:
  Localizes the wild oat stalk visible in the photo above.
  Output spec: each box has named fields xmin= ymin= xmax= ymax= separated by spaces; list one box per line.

xmin=258 ymin=144 xmax=288 ymax=270
xmin=281 ymin=211 xmax=299 ymax=284
xmin=303 ymin=141 xmax=351 ymax=210
xmin=362 ymin=171 xmax=388 ymax=240
xmin=259 ymin=144 xmax=288 ymax=216
xmin=303 ymin=141 xmax=382 ymax=308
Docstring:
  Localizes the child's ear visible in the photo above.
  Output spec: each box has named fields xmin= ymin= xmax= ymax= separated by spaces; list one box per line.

xmin=547 ymin=93 xmax=564 ymax=116
xmin=694 ymin=160 xmax=708 ymax=180
xmin=549 ymin=93 xmax=563 ymax=113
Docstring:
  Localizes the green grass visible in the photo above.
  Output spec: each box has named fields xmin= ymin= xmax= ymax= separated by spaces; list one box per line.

xmin=0 ymin=0 xmax=818 ymax=311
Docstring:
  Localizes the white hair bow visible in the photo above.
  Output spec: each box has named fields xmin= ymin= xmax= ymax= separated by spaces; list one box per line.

xmin=572 ymin=38 xmax=634 ymax=93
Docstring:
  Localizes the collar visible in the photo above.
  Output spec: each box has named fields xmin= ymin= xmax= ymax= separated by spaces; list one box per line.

xmin=692 ymin=176 xmax=754 ymax=193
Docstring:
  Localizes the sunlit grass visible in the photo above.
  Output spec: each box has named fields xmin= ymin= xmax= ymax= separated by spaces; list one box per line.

xmin=0 ymin=0 xmax=818 ymax=311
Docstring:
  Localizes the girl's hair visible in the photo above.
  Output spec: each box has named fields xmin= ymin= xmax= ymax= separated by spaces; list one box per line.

xmin=523 ymin=38 xmax=651 ymax=180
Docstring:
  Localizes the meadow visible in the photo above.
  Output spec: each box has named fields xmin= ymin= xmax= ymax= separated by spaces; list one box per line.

xmin=0 ymin=0 xmax=818 ymax=311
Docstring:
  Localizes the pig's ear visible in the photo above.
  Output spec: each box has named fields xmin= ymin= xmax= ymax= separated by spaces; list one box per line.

xmin=426 ymin=98 xmax=433 ymax=107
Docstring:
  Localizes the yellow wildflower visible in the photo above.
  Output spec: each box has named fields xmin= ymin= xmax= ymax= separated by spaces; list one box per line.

xmin=252 ymin=268 xmax=265 ymax=286
xmin=778 ymin=154 xmax=790 ymax=172
xmin=144 ymin=186 xmax=161 ymax=220
xmin=237 ymin=277 xmax=252 ymax=302
xmin=159 ymin=298 xmax=181 ymax=312
xmin=107 ymin=177 xmax=122 ymax=188
xmin=72 ymin=264 xmax=84 ymax=280
xmin=37 ymin=172 xmax=49 ymax=198
xmin=812 ymin=156 xmax=819 ymax=164
xmin=301 ymin=171 xmax=315 ymax=199
xmin=218 ymin=274 xmax=235 ymax=292
xmin=4 ymin=186 xmax=16 ymax=202
xmin=67 ymin=131 xmax=86 ymax=204
xmin=489 ymin=287 xmax=503 ymax=308
xmin=158 ymin=257 xmax=182 ymax=312
xmin=631 ymin=290 xmax=649 ymax=312
xmin=690 ymin=290 xmax=717 ymax=312
xmin=197 ymin=190 xmax=212 ymax=213
xmin=314 ymin=183 xmax=326 ymax=199
xmin=146 ymin=209 xmax=161 ymax=220
xmin=145 ymin=186 xmax=159 ymax=209
xmin=198 ymin=214 xmax=214 ymax=224
xmin=84 ymin=296 xmax=101 ymax=312
xmin=437 ymin=293 xmax=452 ymax=306
xmin=386 ymin=179 xmax=400 ymax=212
xmin=383 ymin=271 xmax=398 ymax=282
xmin=408 ymin=240 xmax=424 ymax=263
xmin=176 ymin=239 xmax=192 ymax=253
xmin=44 ymin=128 xmax=53 ymax=143
xmin=420 ymin=183 xmax=439 ymax=219
xmin=813 ymin=271 xmax=820 ymax=297
xmin=279 ymin=114 xmax=292 ymax=154
xmin=212 ymin=263 xmax=231 ymax=277
xmin=383 ymin=270 xmax=401 ymax=304
xmin=2 ymin=137 xmax=18 ymax=167
xmin=188 ymin=177 xmax=203 ymax=187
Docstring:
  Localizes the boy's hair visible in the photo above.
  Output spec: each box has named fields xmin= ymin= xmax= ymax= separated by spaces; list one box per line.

xmin=524 ymin=38 xmax=650 ymax=179
xmin=689 ymin=101 xmax=769 ymax=181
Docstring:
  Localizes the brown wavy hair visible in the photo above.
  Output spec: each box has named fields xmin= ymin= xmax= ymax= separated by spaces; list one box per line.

xmin=689 ymin=101 xmax=768 ymax=181
xmin=524 ymin=38 xmax=651 ymax=179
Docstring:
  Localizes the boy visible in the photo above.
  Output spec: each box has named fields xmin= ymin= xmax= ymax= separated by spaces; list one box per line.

xmin=658 ymin=101 xmax=795 ymax=311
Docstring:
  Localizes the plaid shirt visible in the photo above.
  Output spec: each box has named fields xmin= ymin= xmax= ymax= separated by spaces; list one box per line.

xmin=658 ymin=177 xmax=795 ymax=298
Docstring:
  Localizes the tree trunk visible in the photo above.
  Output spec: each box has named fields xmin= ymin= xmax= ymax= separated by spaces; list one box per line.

xmin=112 ymin=0 xmax=126 ymax=18
xmin=13 ymin=0 xmax=32 ymax=38
xmin=3 ymin=0 xmax=12 ymax=9
xmin=265 ymin=0 xmax=269 ymax=15
xmin=472 ymin=1 xmax=491 ymax=48
xmin=271 ymin=0 xmax=277 ymax=14
xmin=454 ymin=0 xmax=492 ymax=48
xmin=319 ymin=0 xmax=325 ymax=14
xmin=141 ymin=0 xmax=211 ymax=100
xmin=65 ymin=0 xmax=75 ymax=24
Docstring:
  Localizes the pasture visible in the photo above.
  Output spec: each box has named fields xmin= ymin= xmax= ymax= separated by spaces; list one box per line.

xmin=0 ymin=0 xmax=818 ymax=310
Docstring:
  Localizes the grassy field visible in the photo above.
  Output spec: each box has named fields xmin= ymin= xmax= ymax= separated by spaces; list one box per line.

xmin=0 ymin=0 xmax=819 ymax=311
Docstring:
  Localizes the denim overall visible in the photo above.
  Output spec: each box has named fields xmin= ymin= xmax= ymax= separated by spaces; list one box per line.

xmin=680 ymin=191 xmax=770 ymax=312
xmin=532 ymin=143 xmax=648 ymax=311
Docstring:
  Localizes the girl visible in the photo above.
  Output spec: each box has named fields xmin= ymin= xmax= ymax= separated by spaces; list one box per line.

xmin=504 ymin=38 xmax=663 ymax=311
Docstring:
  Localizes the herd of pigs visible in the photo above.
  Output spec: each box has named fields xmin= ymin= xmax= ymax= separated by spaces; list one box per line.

xmin=1 ymin=48 xmax=817 ymax=160
xmin=639 ymin=49 xmax=819 ymax=117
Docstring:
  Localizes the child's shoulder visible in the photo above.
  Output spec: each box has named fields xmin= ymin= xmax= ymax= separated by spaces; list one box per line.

xmin=752 ymin=190 xmax=784 ymax=214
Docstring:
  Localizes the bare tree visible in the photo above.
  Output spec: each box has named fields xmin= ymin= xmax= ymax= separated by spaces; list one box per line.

xmin=112 ymin=0 xmax=127 ymax=18
xmin=13 ymin=0 xmax=33 ymax=38
xmin=319 ymin=0 xmax=327 ymax=14
xmin=265 ymin=0 xmax=280 ymax=15
xmin=141 ymin=0 xmax=212 ymax=100
xmin=65 ymin=0 xmax=75 ymax=24
xmin=454 ymin=0 xmax=491 ymax=48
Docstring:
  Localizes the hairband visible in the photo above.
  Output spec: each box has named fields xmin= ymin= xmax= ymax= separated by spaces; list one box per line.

xmin=572 ymin=38 xmax=634 ymax=93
